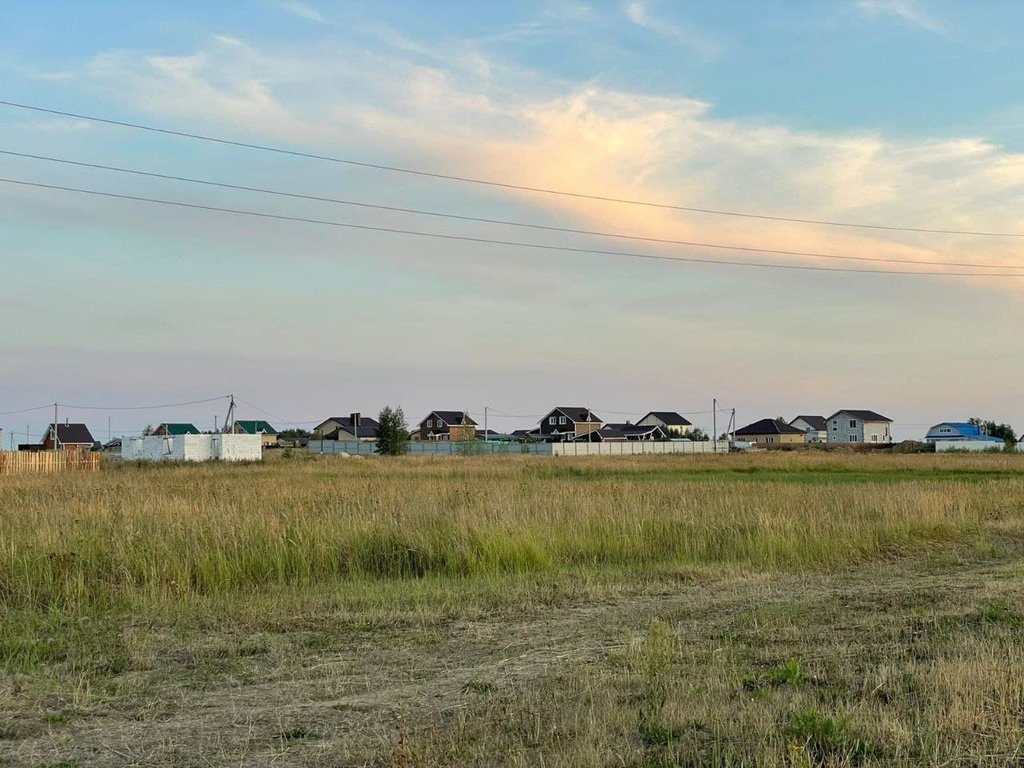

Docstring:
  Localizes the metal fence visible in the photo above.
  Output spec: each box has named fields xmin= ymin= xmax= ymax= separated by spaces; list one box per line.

xmin=551 ymin=440 xmax=727 ymax=457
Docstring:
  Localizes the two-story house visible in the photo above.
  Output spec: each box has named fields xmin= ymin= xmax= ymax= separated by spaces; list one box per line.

xmin=537 ymin=407 xmax=603 ymax=442
xmin=789 ymin=415 xmax=827 ymax=443
xmin=636 ymin=411 xmax=692 ymax=437
xmin=826 ymin=410 xmax=892 ymax=444
xmin=419 ymin=411 xmax=477 ymax=441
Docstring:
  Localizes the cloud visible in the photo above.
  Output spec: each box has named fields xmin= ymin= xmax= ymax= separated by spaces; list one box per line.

xmin=624 ymin=0 xmax=722 ymax=61
xmin=274 ymin=0 xmax=326 ymax=24
xmin=63 ymin=35 xmax=1024 ymax=290
xmin=854 ymin=0 xmax=944 ymax=34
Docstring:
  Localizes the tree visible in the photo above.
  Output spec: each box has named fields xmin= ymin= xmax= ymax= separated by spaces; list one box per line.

xmin=688 ymin=427 xmax=710 ymax=442
xmin=968 ymin=417 xmax=1017 ymax=445
xmin=278 ymin=428 xmax=311 ymax=439
xmin=376 ymin=406 xmax=410 ymax=456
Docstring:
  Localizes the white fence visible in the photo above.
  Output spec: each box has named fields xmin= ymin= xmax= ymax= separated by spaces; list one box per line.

xmin=122 ymin=434 xmax=263 ymax=462
xmin=307 ymin=439 xmax=726 ymax=458
xmin=551 ymin=440 xmax=727 ymax=457
xmin=933 ymin=439 xmax=1008 ymax=453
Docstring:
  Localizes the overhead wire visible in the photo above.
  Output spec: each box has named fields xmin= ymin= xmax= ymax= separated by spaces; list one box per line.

xmin=1 ymin=177 xmax=1019 ymax=277
xmin=2 ymin=99 xmax=1022 ymax=238
xmin=58 ymin=395 xmax=229 ymax=411
xmin=3 ymin=149 xmax=1020 ymax=271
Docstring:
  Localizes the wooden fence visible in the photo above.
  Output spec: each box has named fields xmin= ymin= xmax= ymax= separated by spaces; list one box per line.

xmin=0 ymin=451 xmax=101 ymax=476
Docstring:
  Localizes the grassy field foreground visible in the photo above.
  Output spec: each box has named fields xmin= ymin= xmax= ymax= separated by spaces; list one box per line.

xmin=2 ymin=452 xmax=1024 ymax=766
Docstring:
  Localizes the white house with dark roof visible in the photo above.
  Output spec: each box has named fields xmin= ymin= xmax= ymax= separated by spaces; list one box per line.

xmin=789 ymin=415 xmax=827 ymax=443
xmin=636 ymin=411 xmax=692 ymax=437
xmin=826 ymin=410 xmax=892 ymax=444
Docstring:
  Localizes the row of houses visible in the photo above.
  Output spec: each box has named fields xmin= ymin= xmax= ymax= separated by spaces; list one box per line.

xmin=734 ymin=410 xmax=894 ymax=445
xmin=7 ymin=408 xmax=1018 ymax=455
xmin=313 ymin=408 xmax=695 ymax=444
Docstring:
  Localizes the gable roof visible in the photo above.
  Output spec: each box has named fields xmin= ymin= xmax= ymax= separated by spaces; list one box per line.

xmin=735 ymin=418 xmax=805 ymax=437
xmin=323 ymin=416 xmax=381 ymax=437
xmin=424 ymin=411 xmax=478 ymax=427
xmin=47 ymin=423 xmax=95 ymax=445
xmin=233 ymin=420 xmax=278 ymax=435
xmin=639 ymin=411 xmax=692 ymax=427
xmin=542 ymin=407 xmax=602 ymax=424
xmin=790 ymin=415 xmax=827 ymax=431
xmin=827 ymin=410 xmax=892 ymax=423
xmin=156 ymin=423 xmax=200 ymax=436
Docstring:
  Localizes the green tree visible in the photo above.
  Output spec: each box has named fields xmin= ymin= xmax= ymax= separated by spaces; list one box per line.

xmin=688 ymin=427 xmax=709 ymax=441
xmin=376 ymin=406 xmax=410 ymax=456
xmin=968 ymin=417 xmax=1017 ymax=445
xmin=278 ymin=428 xmax=311 ymax=439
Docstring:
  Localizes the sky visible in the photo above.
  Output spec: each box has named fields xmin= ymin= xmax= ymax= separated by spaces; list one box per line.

xmin=3 ymin=0 xmax=1024 ymax=442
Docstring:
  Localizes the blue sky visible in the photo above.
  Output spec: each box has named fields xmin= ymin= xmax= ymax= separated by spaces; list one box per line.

xmin=3 ymin=0 xmax=1024 ymax=440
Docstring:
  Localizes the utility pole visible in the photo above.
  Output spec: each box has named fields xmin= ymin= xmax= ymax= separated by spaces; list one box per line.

xmin=53 ymin=402 xmax=59 ymax=451
xmin=484 ymin=406 xmax=489 ymax=442
xmin=712 ymin=399 xmax=717 ymax=454
xmin=731 ymin=408 xmax=737 ymax=446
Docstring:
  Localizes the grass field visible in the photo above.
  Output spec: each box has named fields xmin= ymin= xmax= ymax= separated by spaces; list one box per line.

xmin=2 ymin=452 xmax=1024 ymax=766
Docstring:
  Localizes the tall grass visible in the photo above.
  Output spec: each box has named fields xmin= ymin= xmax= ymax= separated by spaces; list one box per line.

xmin=1 ymin=453 xmax=1017 ymax=613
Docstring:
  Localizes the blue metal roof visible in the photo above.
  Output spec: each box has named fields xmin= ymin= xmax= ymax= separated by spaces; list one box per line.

xmin=926 ymin=422 xmax=1003 ymax=442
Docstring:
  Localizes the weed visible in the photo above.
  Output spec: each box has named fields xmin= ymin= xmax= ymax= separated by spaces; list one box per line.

xmin=784 ymin=707 xmax=873 ymax=764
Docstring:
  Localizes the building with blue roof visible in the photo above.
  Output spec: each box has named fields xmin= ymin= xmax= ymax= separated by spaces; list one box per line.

xmin=926 ymin=422 xmax=1005 ymax=451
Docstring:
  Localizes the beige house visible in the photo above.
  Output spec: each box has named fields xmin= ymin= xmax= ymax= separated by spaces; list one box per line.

xmin=231 ymin=420 xmax=278 ymax=447
xmin=735 ymin=418 xmax=806 ymax=445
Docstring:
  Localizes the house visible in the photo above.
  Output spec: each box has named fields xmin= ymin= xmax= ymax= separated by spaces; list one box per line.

xmin=636 ymin=411 xmax=692 ymax=437
xmin=538 ymin=407 xmax=603 ymax=442
xmin=313 ymin=414 xmax=380 ymax=441
xmin=40 ymin=422 xmax=96 ymax=451
xmin=734 ymin=418 xmax=806 ymax=445
xmin=593 ymin=423 xmax=667 ymax=442
xmin=826 ymin=410 xmax=892 ymax=444
xmin=510 ymin=428 xmax=543 ymax=442
xmin=419 ymin=411 xmax=478 ymax=441
xmin=231 ymin=420 xmax=279 ymax=447
xmin=152 ymin=423 xmax=201 ymax=436
xmin=926 ymin=422 xmax=1005 ymax=451
xmin=789 ymin=415 xmax=827 ymax=443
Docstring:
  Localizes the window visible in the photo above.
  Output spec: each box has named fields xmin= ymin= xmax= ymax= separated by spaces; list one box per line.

xmin=559 ymin=416 xmax=567 ymax=425
xmin=850 ymin=435 xmax=858 ymax=442
xmin=549 ymin=416 xmax=557 ymax=425
xmin=849 ymin=420 xmax=857 ymax=429
xmin=426 ymin=419 xmax=433 ymax=428
xmin=871 ymin=434 xmax=878 ymax=442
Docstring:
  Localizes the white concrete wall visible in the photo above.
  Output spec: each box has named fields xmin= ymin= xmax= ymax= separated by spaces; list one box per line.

xmin=934 ymin=439 xmax=1006 ymax=453
xmin=121 ymin=434 xmax=262 ymax=462
xmin=551 ymin=440 xmax=727 ymax=457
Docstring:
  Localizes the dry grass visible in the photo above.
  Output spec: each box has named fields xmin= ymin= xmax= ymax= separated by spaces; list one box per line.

xmin=2 ymin=452 xmax=1024 ymax=766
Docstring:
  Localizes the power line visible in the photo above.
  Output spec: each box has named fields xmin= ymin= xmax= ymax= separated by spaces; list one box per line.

xmin=59 ymin=395 xmax=229 ymax=411
xmin=1 ymin=99 xmax=1020 ymax=238
xmin=2 ymin=177 xmax=1019 ymax=278
xmin=4 ymin=149 xmax=1019 ymax=271
xmin=0 ymin=404 xmax=53 ymax=417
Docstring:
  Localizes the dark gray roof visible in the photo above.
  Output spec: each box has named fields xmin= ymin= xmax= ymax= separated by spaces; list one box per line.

xmin=828 ymin=409 xmax=892 ymax=423
xmin=790 ymin=415 xmax=827 ymax=431
xmin=736 ymin=418 xmax=805 ymax=436
xmin=545 ymin=407 xmax=602 ymax=423
xmin=328 ymin=416 xmax=381 ymax=435
xmin=426 ymin=411 xmax=478 ymax=427
xmin=607 ymin=423 xmax=665 ymax=437
xmin=640 ymin=411 xmax=692 ymax=426
xmin=48 ymin=423 xmax=95 ymax=445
